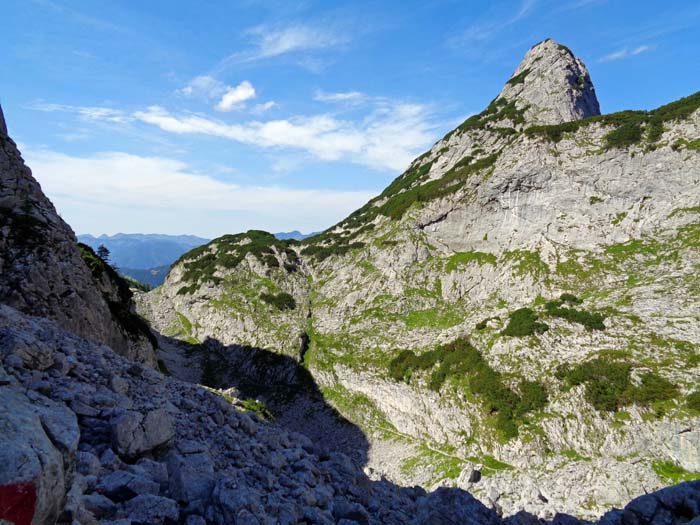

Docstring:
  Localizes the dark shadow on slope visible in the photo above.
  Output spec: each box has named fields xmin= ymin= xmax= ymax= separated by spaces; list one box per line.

xmin=155 ymin=332 xmax=370 ymax=468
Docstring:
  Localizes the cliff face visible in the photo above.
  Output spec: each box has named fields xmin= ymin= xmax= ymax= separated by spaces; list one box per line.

xmin=0 ymin=107 xmax=155 ymax=365
xmin=141 ymin=40 xmax=700 ymax=518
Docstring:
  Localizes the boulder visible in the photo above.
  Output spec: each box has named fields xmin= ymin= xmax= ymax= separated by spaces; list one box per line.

xmin=0 ymin=387 xmax=74 ymax=525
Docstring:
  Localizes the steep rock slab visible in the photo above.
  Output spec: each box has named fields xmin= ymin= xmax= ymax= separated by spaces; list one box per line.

xmin=0 ymin=106 xmax=155 ymax=365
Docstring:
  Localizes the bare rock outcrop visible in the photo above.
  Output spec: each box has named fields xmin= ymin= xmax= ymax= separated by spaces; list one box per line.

xmin=0 ymin=106 xmax=155 ymax=365
xmin=496 ymin=38 xmax=601 ymax=126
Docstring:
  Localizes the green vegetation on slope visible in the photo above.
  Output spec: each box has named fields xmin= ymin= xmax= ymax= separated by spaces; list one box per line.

xmin=501 ymin=308 xmax=549 ymax=337
xmin=389 ymin=337 xmax=547 ymax=439
xmin=556 ymin=358 xmax=677 ymax=412
xmin=77 ymin=243 xmax=157 ymax=348
xmin=525 ymin=91 xmax=700 ymax=148
xmin=173 ymin=230 xmax=299 ymax=292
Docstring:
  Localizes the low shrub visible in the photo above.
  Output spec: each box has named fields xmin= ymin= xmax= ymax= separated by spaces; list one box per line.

xmin=557 ymin=358 xmax=678 ymax=412
xmin=686 ymin=391 xmax=700 ymax=413
xmin=544 ymin=300 xmax=605 ymax=331
xmin=501 ymin=308 xmax=549 ymax=337
xmin=260 ymin=292 xmax=296 ymax=311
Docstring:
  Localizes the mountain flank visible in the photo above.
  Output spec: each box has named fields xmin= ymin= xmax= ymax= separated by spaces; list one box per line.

xmin=141 ymin=39 xmax=700 ymax=518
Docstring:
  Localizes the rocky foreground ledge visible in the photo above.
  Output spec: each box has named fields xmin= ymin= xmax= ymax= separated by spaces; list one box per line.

xmin=0 ymin=303 xmax=698 ymax=525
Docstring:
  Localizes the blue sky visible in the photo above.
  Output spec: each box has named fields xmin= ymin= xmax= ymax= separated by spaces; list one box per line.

xmin=1 ymin=0 xmax=699 ymax=237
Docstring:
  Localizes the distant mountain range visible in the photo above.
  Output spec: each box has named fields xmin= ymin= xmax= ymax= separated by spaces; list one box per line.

xmin=273 ymin=230 xmax=320 ymax=241
xmin=78 ymin=231 xmax=319 ymax=287
xmin=78 ymin=233 xmax=210 ymax=269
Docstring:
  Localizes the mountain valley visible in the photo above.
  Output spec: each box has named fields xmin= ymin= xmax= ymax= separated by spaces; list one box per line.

xmin=1 ymin=38 xmax=700 ymax=525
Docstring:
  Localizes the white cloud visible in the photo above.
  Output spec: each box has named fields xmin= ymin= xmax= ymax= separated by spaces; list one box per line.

xmin=632 ymin=45 xmax=651 ymax=55
xmin=314 ymin=90 xmax=366 ymax=104
xmin=216 ymin=81 xmax=256 ymax=111
xmin=214 ymin=23 xmax=348 ymax=71
xmin=29 ymin=102 xmax=130 ymax=123
xmin=24 ymin=147 xmax=375 ymax=237
xmin=177 ymin=75 xmax=227 ymax=99
xmin=133 ymin=102 xmax=438 ymax=172
xmin=247 ymin=23 xmax=346 ymax=59
xmin=251 ymin=101 xmax=277 ymax=114
xmin=598 ymin=44 xmax=653 ymax=62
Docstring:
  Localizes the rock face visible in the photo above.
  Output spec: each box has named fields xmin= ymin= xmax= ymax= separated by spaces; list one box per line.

xmin=497 ymin=38 xmax=600 ymax=126
xmin=0 ymin=106 xmax=155 ymax=365
xmin=141 ymin=40 xmax=700 ymax=518
xmin=1 ymin=303 xmax=699 ymax=525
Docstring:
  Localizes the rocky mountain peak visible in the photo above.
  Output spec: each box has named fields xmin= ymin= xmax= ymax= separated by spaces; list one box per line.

xmin=0 ymin=104 xmax=7 ymax=136
xmin=496 ymin=38 xmax=600 ymax=126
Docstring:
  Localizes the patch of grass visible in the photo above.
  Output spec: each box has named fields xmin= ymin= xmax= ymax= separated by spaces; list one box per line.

xmin=561 ymin=449 xmax=591 ymax=462
xmin=446 ymin=251 xmax=498 ymax=272
xmin=502 ymin=250 xmax=549 ymax=278
xmin=672 ymin=138 xmax=700 ymax=151
xmin=403 ymin=307 xmax=462 ymax=330
xmin=501 ymin=308 xmax=549 ymax=337
xmin=507 ymin=68 xmax=531 ymax=86
xmin=240 ymin=399 xmax=274 ymax=420
xmin=652 ymin=460 xmax=699 ymax=484
xmin=589 ymin=196 xmax=604 ymax=205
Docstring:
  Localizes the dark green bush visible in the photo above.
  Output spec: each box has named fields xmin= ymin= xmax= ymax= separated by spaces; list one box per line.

xmin=501 ymin=308 xmax=549 ymax=337
xmin=556 ymin=358 xmax=632 ymax=411
xmin=507 ymin=68 xmax=531 ymax=86
xmin=260 ymin=292 xmax=296 ymax=311
xmin=544 ymin=300 xmax=605 ymax=331
xmin=632 ymin=372 xmax=677 ymax=404
xmin=604 ymin=122 xmax=643 ymax=149
xmin=686 ymin=391 xmax=700 ymax=413
xmin=557 ymin=359 xmax=677 ymax=412
xmin=518 ymin=380 xmax=549 ymax=414
xmin=559 ymin=293 xmax=582 ymax=305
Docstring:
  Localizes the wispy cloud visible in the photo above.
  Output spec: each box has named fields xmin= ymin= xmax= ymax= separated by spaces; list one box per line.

xmin=31 ymin=0 xmax=127 ymax=33
xmin=314 ymin=90 xmax=366 ymax=104
xmin=25 ymin=147 xmax=375 ymax=236
xmin=214 ymin=22 xmax=349 ymax=73
xmin=448 ymin=0 xmax=538 ymax=47
xmin=177 ymin=75 xmax=227 ymax=100
xmin=216 ymin=81 xmax=256 ymax=111
xmin=251 ymin=101 xmax=278 ymax=114
xmin=28 ymin=102 xmax=131 ymax=123
xmin=132 ymin=101 xmax=439 ymax=172
xmin=598 ymin=44 xmax=653 ymax=62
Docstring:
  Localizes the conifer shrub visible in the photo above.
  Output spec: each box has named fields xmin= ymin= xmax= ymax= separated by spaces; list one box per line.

xmin=501 ymin=308 xmax=549 ymax=337
xmin=260 ymin=292 xmax=296 ymax=311
xmin=557 ymin=359 xmax=678 ymax=412
xmin=544 ymin=300 xmax=605 ymax=331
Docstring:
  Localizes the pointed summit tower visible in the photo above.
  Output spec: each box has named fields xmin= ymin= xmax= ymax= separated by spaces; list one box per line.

xmin=496 ymin=38 xmax=600 ymax=126
xmin=0 ymin=104 xmax=7 ymax=136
